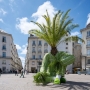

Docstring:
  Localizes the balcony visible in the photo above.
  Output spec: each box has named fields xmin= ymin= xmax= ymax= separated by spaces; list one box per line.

xmin=32 ymin=44 xmax=36 ymax=46
xmin=38 ymin=44 xmax=42 ymax=46
xmin=38 ymin=50 xmax=42 ymax=53
xmin=32 ymin=51 xmax=36 ymax=53
xmin=30 ymin=58 xmax=36 ymax=60
xmin=44 ymin=50 xmax=48 ymax=53
xmin=44 ymin=43 xmax=48 ymax=46
xmin=30 ymin=58 xmax=42 ymax=60
xmin=86 ymin=36 xmax=90 ymax=39
xmin=86 ymin=44 xmax=90 ymax=48
xmin=0 ymin=56 xmax=12 ymax=59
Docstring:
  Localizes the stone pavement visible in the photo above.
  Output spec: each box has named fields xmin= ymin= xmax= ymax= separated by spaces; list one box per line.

xmin=0 ymin=73 xmax=90 ymax=90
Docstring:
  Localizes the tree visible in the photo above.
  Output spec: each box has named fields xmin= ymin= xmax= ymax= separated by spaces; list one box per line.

xmin=29 ymin=9 xmax=84 ymax=56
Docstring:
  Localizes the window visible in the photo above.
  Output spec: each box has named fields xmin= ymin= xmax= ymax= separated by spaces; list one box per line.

xmin=2 ymin=45 xmax=6 ymax=50
xmin=39 ymin=55 xmax=41 ymax=59
xmin=38 ymin=41 xmax=42 ymax=45
xmin=2 ymin=52 xmax=6 ymax=57
xmin=44 ymin=49 xmax=48 ymax=53
xmin=72 ymin=43 xmax=74 ymax=46
xmin=2 ymin=67 xmax=6 ymax=72
xmin=87 ymin=31 xmax=90 ymax=37
xmin=32 ymin=55 xmax=35 ymax=59
xmin=66 ymin=47 xmax=68 ymax=49
xmin=2 ymin=60 xmax=6 ymax=64
xmin=2 ymin=36 xmax=6 ymax=42
xmin=87 ymin=49 xmax=90 ymax=55
xmin=66 ymin=43 xmax=68 ymax=45
xmin=87 ymin=59 xmax=90 ymax=64
xmin=87 ymin=40 xmax=90 ymax=46
xmin=38 ymin=62 xmax=42 ymax=65
xmin=44 ymin=42 xmax=48 ymax=46
xmin=33 ymin=47 xmax=35 ymax=51
xmin=32 ymin=61 xmax=35 ymax=65
xmin=32 ymin=41 xmax=35 ymax=46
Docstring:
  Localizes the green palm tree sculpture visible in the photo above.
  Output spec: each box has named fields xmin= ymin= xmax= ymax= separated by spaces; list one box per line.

xmin=29 ymin=9 xmax=84 ymax=55
xmin=29 ymin=9 xmax=84 ymax=84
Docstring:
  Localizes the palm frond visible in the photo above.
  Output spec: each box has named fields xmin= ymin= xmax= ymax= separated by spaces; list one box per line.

xmin=28 ymin=9 xmax=84 ymax=48
xmin=65 ymin=36 xmax=85 ymax=43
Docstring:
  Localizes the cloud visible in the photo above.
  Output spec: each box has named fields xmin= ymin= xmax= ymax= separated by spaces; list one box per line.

xmin=16 ymin=1 xmax=57 ymax=34
xmin=20 ymin=44 xmax=27 ymax=54
xmin=15 ymin=44 xmax=21 ymax=50
xmin=16 ymin=17 xmax=38 ymax=34
xmin=9 ymin=0 xmax=16 ymax=12
xmin=86 ymin=13 xmax=90 ymax=25
xmin=71 ymin=31 xmax=80 ymax=36
xmin=16 ymin=43 xmax=27 ymax=67
xmin=15 ymin=43 xmax=27 ymax=54
xmin=0 ymin=18 xmax=3 ymax=23
xmin=0 ymin=8 xmax=7 ymax=15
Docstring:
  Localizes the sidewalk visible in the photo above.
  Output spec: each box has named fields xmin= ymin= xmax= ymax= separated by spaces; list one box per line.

xmin=0 ymin=74 xmax=90 ymax=90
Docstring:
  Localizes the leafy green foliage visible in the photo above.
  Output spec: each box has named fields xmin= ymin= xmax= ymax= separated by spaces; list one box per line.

xmin=33 ymin=72 xmax=52 ymax=85
xmin=29 ymin=9 xmax=84 ymax=48
xmin=60 ymin=77 xmax=66 ymax=83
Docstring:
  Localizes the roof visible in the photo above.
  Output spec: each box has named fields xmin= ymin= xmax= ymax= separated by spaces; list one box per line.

xmin=80 ymin=23 xmax=90 ymax=33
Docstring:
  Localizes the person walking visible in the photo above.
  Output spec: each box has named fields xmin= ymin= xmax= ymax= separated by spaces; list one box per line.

xmin=20 ymin=68 xmax=24 ymax=78
xmin=0 ymin=68 xmax=2 ymax=76
xmin=15 ymin=70 xmax=17 ymax=76
xmin=16 ymin=69 xmax=19 ymax=76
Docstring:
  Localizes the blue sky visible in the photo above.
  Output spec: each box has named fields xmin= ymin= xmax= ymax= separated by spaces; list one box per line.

xmin=0 ymin=0 xmax=90 ymax=67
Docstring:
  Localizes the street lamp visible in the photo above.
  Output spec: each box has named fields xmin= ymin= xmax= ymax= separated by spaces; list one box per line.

xmin=84 ymin=56 xmax=86 ymax=75
xmin=82 ymin=55 xmax=86 ymax=75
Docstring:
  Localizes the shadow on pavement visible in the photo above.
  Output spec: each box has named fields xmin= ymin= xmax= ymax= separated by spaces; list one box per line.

xmin=47 ymin=81 xmax=90 ymax=90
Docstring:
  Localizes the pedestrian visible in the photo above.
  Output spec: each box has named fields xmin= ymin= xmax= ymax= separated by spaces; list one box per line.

xmin=17 ymin=70 xmax=19 ymax=76
xmin=15 ymin=70 xmax=17 ymax=76
xmin=20 ymin=68 xmax=24 ymax=78
xmin=0 ymin=68 xmax=2 ymax=76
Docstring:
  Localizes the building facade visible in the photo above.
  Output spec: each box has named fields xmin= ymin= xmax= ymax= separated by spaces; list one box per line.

xmin=81 ymin=23 xmax=90 ymax=72
xmin=72 ymin=42 xmax=82 ymax=73
xmin=25 ymin=34 xmax=74 ymax=73
xmin=0 ymin=30 xmax=22 ymax=73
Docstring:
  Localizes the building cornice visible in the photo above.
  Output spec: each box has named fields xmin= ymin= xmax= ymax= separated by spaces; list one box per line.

xmin=80 ymin=27 xmax=90 ymax=33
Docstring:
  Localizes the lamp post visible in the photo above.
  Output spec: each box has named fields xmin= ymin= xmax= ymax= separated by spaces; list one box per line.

xmin=83 ymin=55 xmax=86 ymax=75
xmin=85 ymin=56 xmax=86 ymax=75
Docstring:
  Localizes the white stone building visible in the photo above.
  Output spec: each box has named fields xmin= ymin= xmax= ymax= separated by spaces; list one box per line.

xmin=81 ymin=23 xmax=90 ymax=72
xmin=0 ymin=29 xmax=22 ymax=73
xmin=25 ymin=34 xmax=73 ymax=73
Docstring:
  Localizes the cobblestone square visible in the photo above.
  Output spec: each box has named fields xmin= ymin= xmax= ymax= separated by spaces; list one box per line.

xmin=0 ymin=74 xmax=90 ymax=90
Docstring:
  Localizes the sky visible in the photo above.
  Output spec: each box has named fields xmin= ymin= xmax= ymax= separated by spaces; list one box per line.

xmin=0 ymin=0 xmax=90 ymax=67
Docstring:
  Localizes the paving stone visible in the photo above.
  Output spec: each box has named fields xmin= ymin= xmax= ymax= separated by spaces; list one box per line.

xmin=0 ymin=74 xmax=90 ymax=90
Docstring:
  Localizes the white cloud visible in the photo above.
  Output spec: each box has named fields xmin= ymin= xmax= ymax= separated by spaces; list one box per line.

xmin=16 ymin=1 xmax=57 ymax=34
xmin=15 ymin=43 xmax=27 ymax=54
xmin=16 ymin=17 xmax=39 ymax=34
xmin=0 ymin=18 xmax=3 ymax=23
xmin=86 ymin=13 xmax=90 ymax=25
xmin=16 ymin=43 xmax=27 ymax=67
xmin=71 ymin=31 xmax=80 ymax=36
xmin=0 ymin=8 xmax=7 ymax=15
xmin=15 ymin=44 xmax=21 ymax=50
xmin=20 ymin=44 xmax=27 ymax=54
xmin=9 ymin=0 xmax=16 ymax=12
